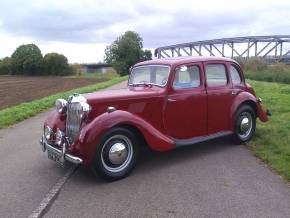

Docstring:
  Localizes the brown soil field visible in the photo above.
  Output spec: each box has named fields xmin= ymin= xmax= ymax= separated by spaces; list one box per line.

xmin=0 ymin=75 xmax=107 ymax=110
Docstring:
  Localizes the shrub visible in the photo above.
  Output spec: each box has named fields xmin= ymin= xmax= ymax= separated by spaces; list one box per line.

xmin=11 ymin=44 xmax=43 ymax=75
xmin=244 ymin=58 xmax=268 ymax=72
xmin=69 ymin=63 xmax=82 ymax=75
xmin=43 ymin=53 xmax=71 ymax=75
xmin=239 ymin=58 xmax=290 ymax=84
xmin=0 ymin=57 xmax=12 ymax=75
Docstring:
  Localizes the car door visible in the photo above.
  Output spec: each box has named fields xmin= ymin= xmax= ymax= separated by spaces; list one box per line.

xmin=163 ymin=63 xmax=207 ymax=139
xmin=204 ymin=61 xmax=233 ymax=134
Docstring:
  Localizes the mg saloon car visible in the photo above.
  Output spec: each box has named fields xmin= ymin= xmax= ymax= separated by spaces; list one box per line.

xmin=39 ymin=56 xmax=270 ymax=181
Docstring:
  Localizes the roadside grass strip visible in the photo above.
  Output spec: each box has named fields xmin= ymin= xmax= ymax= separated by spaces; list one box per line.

xmin=248 ymin=79 xmax=290 ymax=181
xmin=0 ymin=76 xmax=127 ymax=129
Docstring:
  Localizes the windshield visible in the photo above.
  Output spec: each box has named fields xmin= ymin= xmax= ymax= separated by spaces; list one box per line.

xmin=129 ymin=65 xmax=170 ymax=87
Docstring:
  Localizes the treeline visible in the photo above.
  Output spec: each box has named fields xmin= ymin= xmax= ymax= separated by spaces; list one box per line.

xmin=0 ymin=44 xmax=71 ymax=76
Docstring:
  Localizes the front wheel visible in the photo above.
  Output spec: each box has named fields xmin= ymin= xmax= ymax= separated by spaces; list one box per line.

xmin=92 ymin=127 xmax=139 ymax=181
xmin=233 ymin=105 xmax=256 ymax=143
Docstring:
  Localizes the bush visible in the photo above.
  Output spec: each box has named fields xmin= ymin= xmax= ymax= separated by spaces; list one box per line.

xmin=43 ymin=53 xmax=71 ymax=75
xmin=244 ymin=58 xmax=268 ymax=72
xmin=0 ymin=57 xmax=12 ymax=75
xmin=11 ymin=44 xmax=43 ymax=75
xmin=236 ymin=57 xmax=290 ymax=84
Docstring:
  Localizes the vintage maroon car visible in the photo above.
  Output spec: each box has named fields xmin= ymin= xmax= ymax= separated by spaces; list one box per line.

xmin=39 ymin=56 xmax=270 ymax=181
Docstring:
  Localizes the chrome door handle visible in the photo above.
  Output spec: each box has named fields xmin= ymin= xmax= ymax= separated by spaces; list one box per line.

xmin=231 ymin=90 xmax=237 ymax=95
xmin=167 ymin=98 xmax=177 ymax=102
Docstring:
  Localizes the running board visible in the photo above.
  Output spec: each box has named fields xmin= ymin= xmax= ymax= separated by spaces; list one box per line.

xmin=174 ymin=131 xmax=233 ymax=147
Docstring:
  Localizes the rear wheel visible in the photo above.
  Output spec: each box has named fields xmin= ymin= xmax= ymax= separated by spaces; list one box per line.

xmin=233 ymin=105 xmax=256 ymax=143
xmin=92 ymin=127 xmax=139 ymax=181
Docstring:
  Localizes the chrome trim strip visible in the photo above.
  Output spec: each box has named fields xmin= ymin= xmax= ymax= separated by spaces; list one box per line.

xmin=39 ymin=136 xmax=83 ymax=164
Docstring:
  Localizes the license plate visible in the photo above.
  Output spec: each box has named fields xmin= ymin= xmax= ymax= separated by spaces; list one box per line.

xmin=47 ymin=148 xmax=63 ymax=166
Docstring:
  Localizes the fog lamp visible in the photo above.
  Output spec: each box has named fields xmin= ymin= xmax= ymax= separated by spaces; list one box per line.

xmin=44 ymin=126 xmax=52 ymax=140
xmin=55 ymin=129 xmax=64 ymax=146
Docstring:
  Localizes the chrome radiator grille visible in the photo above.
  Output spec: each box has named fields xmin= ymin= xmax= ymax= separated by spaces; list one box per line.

xmin=66 ymin=102 xmax=82 ymax=144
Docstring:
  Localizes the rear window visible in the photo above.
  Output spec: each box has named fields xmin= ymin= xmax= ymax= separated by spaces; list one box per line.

xmin=206 ymin=64 xmax=227 ymax=86
xmin=230 ymin=65 xmax=242 ymax=84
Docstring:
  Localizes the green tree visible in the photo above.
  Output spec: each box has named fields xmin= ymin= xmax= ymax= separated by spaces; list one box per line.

xmin=0 ymin=57 xmax=12 ymax=75
xmin=43 ymin=53 xmax=70 ymax=75
xmin=104 ymin=31 xmax=152 ymax=76
xmin=11 ymin=44 xmax=43 ymax=75
xmin=141 ymin=49 xmax=152 ymax=61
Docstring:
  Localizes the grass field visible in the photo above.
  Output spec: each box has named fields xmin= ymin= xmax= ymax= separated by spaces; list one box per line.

xmin=248 ymin=79 xmax=290 ymax=181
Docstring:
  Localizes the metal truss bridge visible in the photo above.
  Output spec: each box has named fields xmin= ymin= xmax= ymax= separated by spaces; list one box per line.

xmin=154 ymin=35 xmax=290 ymax=62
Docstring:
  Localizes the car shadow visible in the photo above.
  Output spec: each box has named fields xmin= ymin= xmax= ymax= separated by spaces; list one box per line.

xmin=71 ymin=136 xmax=239 ymax=184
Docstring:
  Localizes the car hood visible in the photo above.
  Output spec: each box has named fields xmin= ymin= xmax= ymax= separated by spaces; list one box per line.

xmin=84 ymin=86 xmax=165 ymax=105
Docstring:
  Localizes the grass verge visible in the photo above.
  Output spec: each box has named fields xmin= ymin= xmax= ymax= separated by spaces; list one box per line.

xmin=248 ymin=79 xmax=290 ymax=181
xmin=0 ymin=76 xmax=127 ymax=129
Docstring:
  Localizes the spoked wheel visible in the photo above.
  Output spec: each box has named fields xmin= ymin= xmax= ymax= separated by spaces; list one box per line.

xmin=234 ymin=105 xmax=256 ymax=143
xmin=92 ymin=127 xmax=139 ymax=181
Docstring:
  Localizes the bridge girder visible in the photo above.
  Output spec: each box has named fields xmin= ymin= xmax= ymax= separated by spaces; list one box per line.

xmin=154 ymin=35 xmax=290 ymax=62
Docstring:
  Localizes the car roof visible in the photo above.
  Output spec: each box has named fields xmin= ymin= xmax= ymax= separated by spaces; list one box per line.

xmin=134 ymin=56 xmax=238 ymax=67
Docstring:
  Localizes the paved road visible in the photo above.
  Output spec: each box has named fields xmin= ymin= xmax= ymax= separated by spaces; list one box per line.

xmin=1 ymin=81 xmax=290 ymax=218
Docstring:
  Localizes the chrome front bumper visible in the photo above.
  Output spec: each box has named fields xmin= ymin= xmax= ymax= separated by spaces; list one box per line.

xmin=39 ymin=136 xmax=83 ymax=165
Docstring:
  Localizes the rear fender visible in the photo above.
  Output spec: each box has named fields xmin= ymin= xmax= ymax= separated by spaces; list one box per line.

xmin=230 ymin=92 xmax=268 ymax=129
xmin=77 ymin=110 xmax=175 ymax=165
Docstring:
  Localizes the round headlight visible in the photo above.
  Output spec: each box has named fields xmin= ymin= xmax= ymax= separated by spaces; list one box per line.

xmin=44 ymin=126 xmax=52 ymax=140
xmin=55 ymin=99 xmax=68 ymax=114
xmin=79 ymin=102 xmax=91 ymax=118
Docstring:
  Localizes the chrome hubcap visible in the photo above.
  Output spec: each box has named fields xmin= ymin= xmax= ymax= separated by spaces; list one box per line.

xmin=240 ymin=117 xmax=250 ymax=133
xmin=108 ymin=142 xmax=128 ymax=165
xmin=238 ymin=112 xmax=252 ymax=139
xmin=101 ymin=135 xmax=133 ymax=173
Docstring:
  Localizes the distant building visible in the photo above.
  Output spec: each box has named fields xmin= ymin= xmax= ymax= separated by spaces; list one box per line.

xmin=80 ymin=63 xmax=116 ymax=74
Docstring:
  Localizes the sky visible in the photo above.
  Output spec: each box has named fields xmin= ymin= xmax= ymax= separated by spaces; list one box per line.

xmin=0 ymin=0 xmax=290 ymax=63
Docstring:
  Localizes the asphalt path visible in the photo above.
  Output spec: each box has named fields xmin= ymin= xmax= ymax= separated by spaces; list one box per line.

xmin=1 ymin=81 xmax=290 ymax=218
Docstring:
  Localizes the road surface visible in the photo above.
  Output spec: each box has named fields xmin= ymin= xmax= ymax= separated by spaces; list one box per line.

xmin=0 ymin=81 xmax=290 ymax=218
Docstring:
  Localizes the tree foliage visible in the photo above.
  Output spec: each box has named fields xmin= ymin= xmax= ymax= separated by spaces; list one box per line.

xmin=104 ymin=31 xmax=152 ymax=76
xmin=6 ymin=44 xmax=71 ymax=76
xmin=43 ymin=53 xmax=70 ymax=75
xmin=11 ymin=44 xmax=43 ymax=75
xmin=0 ymin=57 xmax=12 ymax=75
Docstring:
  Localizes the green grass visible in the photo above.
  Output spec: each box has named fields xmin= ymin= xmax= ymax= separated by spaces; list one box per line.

xmin=0 ymin=76 xmax=128 ymax=129
xmin=247 ymin=79 xmax=290 ymax=181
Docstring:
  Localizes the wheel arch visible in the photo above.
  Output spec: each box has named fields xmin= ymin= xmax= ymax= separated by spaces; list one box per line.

xmin=230 ymin=94 xmax=258 ymax=130
xmin=111 ymin=123 xmax=148 ymax=149
xmin=238 ymin=100 xmax=258 ymax=116
xmin=77 ymin=110 xmax=175 ymax=165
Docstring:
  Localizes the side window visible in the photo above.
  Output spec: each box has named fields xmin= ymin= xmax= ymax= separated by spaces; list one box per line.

xmin=230 ymin=65 xmax=242 ymax=85
xmin=173 ymin=65 xmax=200 ymax=89
xmin=206 ymin=64 xmax=227 ymax=86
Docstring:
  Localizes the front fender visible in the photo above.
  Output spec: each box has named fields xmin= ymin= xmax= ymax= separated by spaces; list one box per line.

xmin=230 ymin=92 xmax=269 ymax=128
xmin=77 ymin=110 xmax=175 ymax=165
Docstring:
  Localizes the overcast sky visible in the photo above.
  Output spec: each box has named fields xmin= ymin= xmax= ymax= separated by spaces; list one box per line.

xmin=1 ymin=0 xmax=290 ymax=63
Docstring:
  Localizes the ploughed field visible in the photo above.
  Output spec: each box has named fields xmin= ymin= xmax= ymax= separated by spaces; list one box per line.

xmin=0 ymin=75 xmax=107 ymax=110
